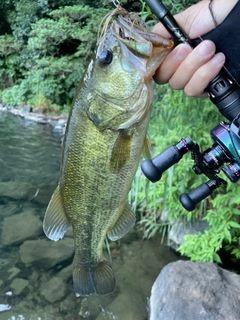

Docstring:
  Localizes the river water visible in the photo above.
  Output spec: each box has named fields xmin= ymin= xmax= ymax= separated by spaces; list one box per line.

xmin=0 ymin=112 xmax=178 ymax=320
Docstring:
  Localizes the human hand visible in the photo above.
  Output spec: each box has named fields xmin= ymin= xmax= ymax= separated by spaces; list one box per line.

xmin=153 ymin=0 xmax=238 ymax=97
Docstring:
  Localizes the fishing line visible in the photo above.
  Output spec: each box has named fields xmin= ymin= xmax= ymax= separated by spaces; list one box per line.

xmin=209 ymin=0 xmax=218 ymax=27
xmin=112 ymin=0 xmax=121 ymax=8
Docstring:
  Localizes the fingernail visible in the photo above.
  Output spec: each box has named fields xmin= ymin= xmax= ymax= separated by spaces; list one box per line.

xmin=198 ymin=40 xmax=215 ymax=56
xmin=175 ymin=44 xmax=191 ymax=61
xmin=211 ymin=52 xmax=225 ymax=66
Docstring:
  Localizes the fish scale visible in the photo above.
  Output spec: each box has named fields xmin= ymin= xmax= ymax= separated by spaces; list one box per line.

xmin=43 ymin=6 xmax=174 ymax=297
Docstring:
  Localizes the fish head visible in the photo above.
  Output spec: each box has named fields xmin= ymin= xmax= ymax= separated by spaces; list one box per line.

xmin=85 ymin=9 xmax=174 ymax=101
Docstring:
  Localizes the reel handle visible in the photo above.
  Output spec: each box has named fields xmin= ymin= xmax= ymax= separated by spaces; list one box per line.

xmin=141 ymin=145 xmax=183 ymax=182
xmin=179 ymin=180 xmax=220 ymax=211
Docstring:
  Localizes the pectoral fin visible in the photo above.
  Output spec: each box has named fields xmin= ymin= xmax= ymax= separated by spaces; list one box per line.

xmin=43 ymin=185 xmax=70 ymax=241
xmin=142 ymin=133 xmax=152 ymax=159
xmin=108 ymin=203 xmax=136 ymax=241
xmin=110 ymin=130 xmax=133 ymax=174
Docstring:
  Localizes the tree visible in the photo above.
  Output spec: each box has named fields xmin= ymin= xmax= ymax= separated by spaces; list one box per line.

xmin=0 ymin=0 xmax=199 ymax=109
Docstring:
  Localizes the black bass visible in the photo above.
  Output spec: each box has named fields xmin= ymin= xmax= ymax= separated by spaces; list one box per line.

xmin=43 ymin=7 xmax=174 ymax=297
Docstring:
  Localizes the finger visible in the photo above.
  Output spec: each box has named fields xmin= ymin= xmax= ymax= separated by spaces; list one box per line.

xmin=152 ymin=0 xmax=238 ymax=39
xmin=184 ymin=52 xmax=226 ymax=97
xmin=152 ymin=22 xmax=171 ymax=38
xmin=169 ymin=40 xmax=216 ymax=90
xmin=153 ymin=43 xmax=192 ymax=84
xmin=151 ymin=4 xmax=211 ymax=39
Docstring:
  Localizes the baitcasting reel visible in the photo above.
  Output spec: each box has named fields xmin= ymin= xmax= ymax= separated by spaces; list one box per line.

xmin=141 ymin=0 xmax=240 ymax=211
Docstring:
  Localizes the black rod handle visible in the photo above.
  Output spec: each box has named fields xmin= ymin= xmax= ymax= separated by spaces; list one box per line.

xmin=144 ymin=0 xmax=192 ymax=46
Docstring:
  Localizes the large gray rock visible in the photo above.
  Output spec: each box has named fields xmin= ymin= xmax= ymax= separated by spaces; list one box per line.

xmin=19 ymin=238 xmax=74 ymax=269
xmin=0 ymin=181 xmax=37 ymax=200
xmin=1 ymin=210 xmax=43 ymax=245
xmin=150 ymin=260 xmax=240 ymax=320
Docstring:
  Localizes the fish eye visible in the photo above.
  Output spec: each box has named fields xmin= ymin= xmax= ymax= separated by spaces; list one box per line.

xmin=98 ymin=49 xmax=113 ymax=65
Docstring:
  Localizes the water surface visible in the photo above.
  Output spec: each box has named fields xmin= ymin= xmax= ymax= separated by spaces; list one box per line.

xmin=0 ymin=112 xmax=178 ymax=320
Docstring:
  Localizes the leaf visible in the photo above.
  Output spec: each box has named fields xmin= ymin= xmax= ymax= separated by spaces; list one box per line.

xmin=213 ymin=252 xmax=222 ymax=264
xmin=223 ymin=229 xmax=232 ymax=243
xmin=232 ymin=209 xmax=240 ymax=215
xmin=228 ymin=221 xmax=240 ymax=229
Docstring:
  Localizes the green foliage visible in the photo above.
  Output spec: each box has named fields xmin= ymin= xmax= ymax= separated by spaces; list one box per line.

xmin=162 ymin=0 xmax=199 ymax=13
xmin=178 ymin=194 xmax=240 ymax=262
xmin=0 ymin=0 xmax=14 ymax=34
xmin=8 ymin=0 xmax=49 ymax=42
xmin=0 ymin=35 xmax=22 ymax=90
xmin=136 ymin=85 xmax=240 ymax=263
xmin=0 ymin=4 xmax=109 ymax=110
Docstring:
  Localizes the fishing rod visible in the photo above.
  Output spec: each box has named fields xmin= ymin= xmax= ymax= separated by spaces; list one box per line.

xmin=141 ymin=0 xmax=240 ymax=211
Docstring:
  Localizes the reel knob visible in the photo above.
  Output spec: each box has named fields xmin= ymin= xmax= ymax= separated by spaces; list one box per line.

xmin=179 ymin=180 xmax=220 ymax=211
xmin=141 ymin=139 xmax=192 ymax=183
xmin=141 ymin=146 xmax=182 ymax=182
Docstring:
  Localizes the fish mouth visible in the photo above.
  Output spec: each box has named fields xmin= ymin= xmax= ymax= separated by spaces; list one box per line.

xmin=112 ymin=15 xmax=174 ymax=58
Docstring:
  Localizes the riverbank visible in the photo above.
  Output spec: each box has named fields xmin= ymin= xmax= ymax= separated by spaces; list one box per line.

xmin=0 ymin=103 xmax=68 ymax=135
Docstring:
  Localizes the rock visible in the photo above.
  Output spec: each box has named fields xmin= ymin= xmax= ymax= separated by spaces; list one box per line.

xmin=32 ymin=185 xmax=57 ymax=205
xmin=7 ymin=267 xmax=21 ymax=280
xmin=150 ymin=260 xmax=240 ymax=320
xmin=96 ymin=293 xmax=145 ymax=320
xmin=0 ymin=103 xmax=6 ymax=111
xmin=58 ymin=264 xmax=72 ymax=281
xmin=0 ymin=259 xmax=9 ymax=268
xmin=40 ymin=276 xmax=68 ymax=303
xmin=19 ymin=238 xmax=74 ymax=269
xmin=1 ymin=210 xmax=43 ymax=246
xmin=52 ymin=125 xmax=63 ymax=133
xmin=0 ymin=202 xmax=19 ymax=217
xmin=32 ymin=106 xmax=47 ymax=114
xmin=19 ymin=105 xmax=32 ymax=116
xmin=65 ymin=226 xmax=73 ymax=238
xmin=114 ymin=237 xmax=177 ymax=298
xmin=0 ymin=181 xmax=37 ymax=200
xmin=79 ymin=294 xmax=116 ymax=320
xmin=23 ymin=114 xmax=48 ymax=124
xmin=169 ymin=218 xmax=209 ymax=250
xmin=52 ymin=119 xmax=67 ymax=134
xmin=10 ymin=278 xmax=29 ymax=295
xmin=58 ymin=294 xmax=78 ymax=315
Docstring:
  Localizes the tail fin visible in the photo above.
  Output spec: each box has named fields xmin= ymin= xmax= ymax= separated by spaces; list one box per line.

xmin=73 ymin=260 xmax=116 ymax=297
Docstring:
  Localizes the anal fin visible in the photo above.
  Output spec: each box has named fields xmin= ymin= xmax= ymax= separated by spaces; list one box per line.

xmin=108 ymin=203 xmax=136 ymax=241
xmin=43 ymin=184 xmax=70 ymax=241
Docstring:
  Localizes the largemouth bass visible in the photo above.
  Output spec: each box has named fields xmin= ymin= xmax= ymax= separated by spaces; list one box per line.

xmin=43 ymin=7 xmax=174 ymax=297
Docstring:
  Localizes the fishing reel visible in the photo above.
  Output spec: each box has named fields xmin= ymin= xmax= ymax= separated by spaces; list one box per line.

xmin=141 ymin=0 xmax=240 ymax=211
